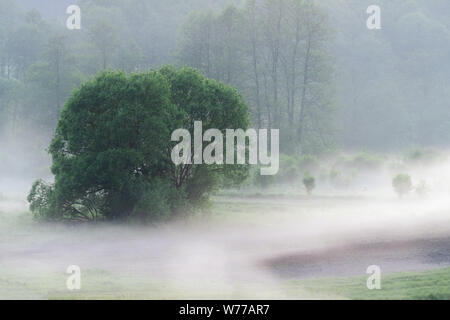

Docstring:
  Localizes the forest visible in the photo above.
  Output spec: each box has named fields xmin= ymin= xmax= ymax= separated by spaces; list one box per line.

xmin=2 ymin=0 xmax=450 ymax=156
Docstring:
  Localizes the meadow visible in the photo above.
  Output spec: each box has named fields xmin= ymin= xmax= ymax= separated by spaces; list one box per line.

xmin=2 ymin=190 xmax=450 ymax=300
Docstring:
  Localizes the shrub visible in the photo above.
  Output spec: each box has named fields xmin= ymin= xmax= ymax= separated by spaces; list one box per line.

xmin=302 ymin=173 xmax=316 ymax=195
xmin=392 ymin=174 xmax=413 ymax=197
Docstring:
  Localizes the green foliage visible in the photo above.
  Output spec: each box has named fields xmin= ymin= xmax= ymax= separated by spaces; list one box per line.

xmin=160 ymin=65 xmax=250 ymax=194
xmin=352 ymin=152 xmax=383 ymax=171
xmin=46 ymin=70 xmax=176 ymax=221
xmin=130 ymin=179 xmax=173 ymax=223
xmin=302 ymin=173 xmax=316 ymax=195
xmin=392 ymin=174 xmax=413 ymax=197
xmin=28 ymin=67 xmax=249 ymax=222
xmin=406 ymin=149 xmax=438 ymax=165
xmin=27 ymin=180 xmax=56 ymax=220
xmin=289 ymin=267 xmax=450 ymax=300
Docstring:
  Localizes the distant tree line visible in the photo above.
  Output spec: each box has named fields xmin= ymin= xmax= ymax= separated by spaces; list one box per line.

xmin=2 ymin=0 xmax=450 ymax=163
xmin=177 ymin=0 xmax=337 ymax=154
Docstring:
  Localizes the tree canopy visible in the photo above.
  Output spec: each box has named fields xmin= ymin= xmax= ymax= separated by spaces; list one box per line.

xmin=28 ymin=67 xmax=249 ymax=221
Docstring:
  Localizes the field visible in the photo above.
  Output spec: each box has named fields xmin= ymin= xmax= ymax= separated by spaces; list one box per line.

xmin=1 ymin=191 xmax=450 ymax=300
xmin=288 ymin=268 xmax=450 ymax=300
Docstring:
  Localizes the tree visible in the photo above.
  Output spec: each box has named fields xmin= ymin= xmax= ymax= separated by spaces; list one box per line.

xmin=89 ymin=21 xmax=118 ymax=70
xmin=160 ymin=66 xmax=250 ymax=205
xmin=0 ymin=7 xmax=46 ymax=80
xmin=303 ymin=172 xmax=316 ymax=195
xmin=392 ymin=174 xmax=413 ymax=198
xmin=0 ymin=77 xmax=23 ymax=136
xmin=28 ymin=66 xmax=250 ymax=222
xmin=23 ymin=34 xmax=83 ymax=130
xmin=177 ymin=11 xmax=215 ymax=76
xmin=293 ymin=0 xmax=335 ymax=153
xmin=36 ymin=70 xmax=178 ymax=221
xmin=177 ymin=0 xmax=337 ymax=154
xmin=243 ymin=0 xmax=263 ymax=129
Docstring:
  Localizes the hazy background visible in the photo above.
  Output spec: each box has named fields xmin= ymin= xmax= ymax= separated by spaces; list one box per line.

xmin=2 ymin=0 xmax=450 ymax=160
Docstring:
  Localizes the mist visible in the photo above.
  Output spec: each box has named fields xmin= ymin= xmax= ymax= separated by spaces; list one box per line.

xmin=2 ymin=152 xmax=450 ymax=299
xmin=1 ymin=0 xmax=450 ymax=300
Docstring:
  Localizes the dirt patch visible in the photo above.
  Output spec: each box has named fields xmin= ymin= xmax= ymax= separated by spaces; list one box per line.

xmin=263 ymin=237 xmax=450 ymax=279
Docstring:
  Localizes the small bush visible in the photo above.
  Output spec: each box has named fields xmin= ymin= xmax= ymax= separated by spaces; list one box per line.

xmin=302 ymin=173 xmax=316 ymax=195
xmin=393 ymin=174 xmax=413 ymax=197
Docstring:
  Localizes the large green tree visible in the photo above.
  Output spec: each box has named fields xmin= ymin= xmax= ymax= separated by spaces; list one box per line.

xmin=28 ymin=67 xmax=249 ymax=222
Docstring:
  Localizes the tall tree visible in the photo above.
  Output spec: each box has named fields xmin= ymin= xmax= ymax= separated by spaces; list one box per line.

xmin=178 ymin=0 xmax=337 ymax=154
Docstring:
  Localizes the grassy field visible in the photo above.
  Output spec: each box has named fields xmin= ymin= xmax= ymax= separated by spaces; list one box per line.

xmin=1 ymin=194 xmax=450 ymax=300
xmin=285 ymin=268 xmax=450 ymax=300
xmin=2 ymin=264 xmax=450 ymax=300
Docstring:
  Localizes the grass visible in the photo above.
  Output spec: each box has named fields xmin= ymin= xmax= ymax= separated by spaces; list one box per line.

xmin=285 ymin=267 xmax=450 ymax=300
xmin=0 ymin=266 xmax=287 ymax=300
xmin=0 ymin=267 xmax=173 ymax=300
xmin=3 ymin=264 xmax=450 ymax=300
xmin=2 ymin=196 xmax=450 ymax=300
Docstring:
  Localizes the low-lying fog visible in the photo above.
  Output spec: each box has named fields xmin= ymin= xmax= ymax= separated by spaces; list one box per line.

xmin=1 ymin=152 xmax=450 ymax=299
